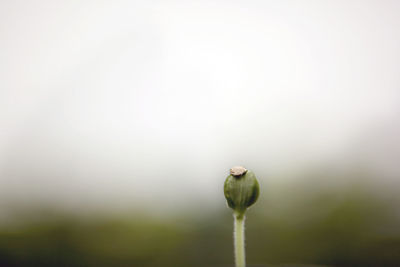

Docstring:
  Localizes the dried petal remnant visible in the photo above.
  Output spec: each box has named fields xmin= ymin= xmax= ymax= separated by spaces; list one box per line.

xmin=230 ymin=166 xmax=247 ymax=177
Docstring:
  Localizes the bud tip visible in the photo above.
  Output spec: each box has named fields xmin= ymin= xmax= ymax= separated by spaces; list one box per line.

xmin=230 ymin=166 xmax=247 ymax=177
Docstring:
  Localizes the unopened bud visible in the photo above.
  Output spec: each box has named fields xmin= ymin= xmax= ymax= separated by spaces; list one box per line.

xmin=224 ymin=166 xmax=260 ymax=217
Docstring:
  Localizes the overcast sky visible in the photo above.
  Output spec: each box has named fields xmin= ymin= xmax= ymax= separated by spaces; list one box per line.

xmin=1 ymin=0 xmax=400 ymax=214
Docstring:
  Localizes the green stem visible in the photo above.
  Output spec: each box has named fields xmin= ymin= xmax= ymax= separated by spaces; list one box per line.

xmin=234 ymin=214 xmax=246 ymax=267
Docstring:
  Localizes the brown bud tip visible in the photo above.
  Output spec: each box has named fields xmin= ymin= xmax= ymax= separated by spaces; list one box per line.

xmin=230 ymin=166 xmax=247 ymax=177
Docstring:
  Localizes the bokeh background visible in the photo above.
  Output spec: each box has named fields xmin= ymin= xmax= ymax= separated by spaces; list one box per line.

xmin=1 ymin=1 xmax=400 ymax=266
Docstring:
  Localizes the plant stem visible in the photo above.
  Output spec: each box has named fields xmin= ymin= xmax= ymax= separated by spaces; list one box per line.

xmin=234 ymin=214 xmax=246 ymax=267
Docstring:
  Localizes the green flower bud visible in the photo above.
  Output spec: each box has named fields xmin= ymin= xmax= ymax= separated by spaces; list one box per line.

xmin=224 ymin=166 xmax=260 ymax=217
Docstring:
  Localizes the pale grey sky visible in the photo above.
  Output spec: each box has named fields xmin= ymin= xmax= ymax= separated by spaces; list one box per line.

xmin=1 ymin=0 xmax=400 ymax=214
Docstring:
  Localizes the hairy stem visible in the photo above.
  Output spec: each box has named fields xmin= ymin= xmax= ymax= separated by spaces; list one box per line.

xmin=234 ymin=214 xmax=246 ymax=267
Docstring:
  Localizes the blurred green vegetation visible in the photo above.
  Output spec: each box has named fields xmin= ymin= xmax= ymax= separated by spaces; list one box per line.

xmin=1 ymin=182 xmax=400 ymax=267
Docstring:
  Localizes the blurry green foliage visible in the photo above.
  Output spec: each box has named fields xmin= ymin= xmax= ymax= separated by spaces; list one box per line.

xmin=1 ymin=183 xmax=399 ymax=267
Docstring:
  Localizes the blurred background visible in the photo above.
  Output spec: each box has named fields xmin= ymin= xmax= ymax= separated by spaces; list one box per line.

xmin=1 ymin=0 xmax=400 ymax=266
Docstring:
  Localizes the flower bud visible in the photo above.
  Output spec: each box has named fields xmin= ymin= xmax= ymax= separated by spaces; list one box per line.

xmin=224 ymin=166 xmax=260 ymax=217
